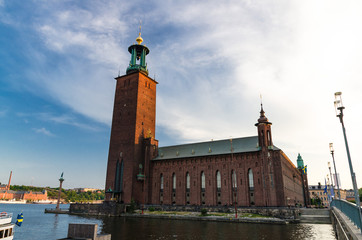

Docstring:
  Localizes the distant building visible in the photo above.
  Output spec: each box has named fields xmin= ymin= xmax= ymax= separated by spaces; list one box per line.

xmin=104 ymin=33 xmax=310 ymax=207
xmin=309 ymin=184 xmax=347 ymax=206
xmin=0 ymin=190 xmax=48 ymax=201
xmin=345 ymin=189 xmax=355 ymax=201
xmin=73 ymin=188 xmax=100 ymax=193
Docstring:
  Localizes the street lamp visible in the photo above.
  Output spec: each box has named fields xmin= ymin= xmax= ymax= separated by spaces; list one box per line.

xmin=329 ymin=143 xmax=341 ymax=199
xmin=334 ymin=92 xmax=362 ymax=222
xmin=328 ymin=162 xmax=334 ymax=187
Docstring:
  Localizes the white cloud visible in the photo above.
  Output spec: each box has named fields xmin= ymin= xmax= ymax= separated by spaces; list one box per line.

xmin=37 ymin=112 xmax=101 ymax=131
xmin=32 ymin=127 xmax=54 ymax=137
xmin=7 ymin=0 xmax=362 ymax=188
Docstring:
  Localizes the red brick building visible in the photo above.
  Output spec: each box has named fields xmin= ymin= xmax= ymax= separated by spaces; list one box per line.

xmin=105 ymin=33 xmax=309 ymax=207
xmin=0 ymin=190 xmax=48 ymax=201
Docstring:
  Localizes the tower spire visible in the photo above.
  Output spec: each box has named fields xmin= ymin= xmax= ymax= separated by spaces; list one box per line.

xmin=126 ymin=25 xmax=149 ymax=75
xmin=258 ymin=103 xmax=268 ymax=123
xmin=136 ymin=20 xmax=143 ymax=45
xmin=255 ymin=103 xmax=273 ymax=149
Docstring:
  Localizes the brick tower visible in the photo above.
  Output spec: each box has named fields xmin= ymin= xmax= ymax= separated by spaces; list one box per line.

xmin=105 ymin=32 xmax=158 ymax=204
xmin=254 ymin=105 xmax=277 ymax=206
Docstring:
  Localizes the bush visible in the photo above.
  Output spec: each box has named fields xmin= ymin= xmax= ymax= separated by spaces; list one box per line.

xmin=201 ymin=208 xmax=207 ymax=216
xmin=127 ymin=199 xmax=137 ymax=213
xmin=148 ymin=207 xmax=155 ymax=212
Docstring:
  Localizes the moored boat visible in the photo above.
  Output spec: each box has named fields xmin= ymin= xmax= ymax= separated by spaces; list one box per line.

xmin=32 ymin=200 xmax=55 ymax=204
xmin=0 ymin=212 xmax=14 ymax=239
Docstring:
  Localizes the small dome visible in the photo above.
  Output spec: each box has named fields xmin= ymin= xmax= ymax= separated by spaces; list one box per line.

xmin=136 ymin=33 xmax=143 ymax=45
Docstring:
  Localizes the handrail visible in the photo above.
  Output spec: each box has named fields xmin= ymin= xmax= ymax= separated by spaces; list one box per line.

xmin=331 ymin=207 xmax=349 ymax=239
xmin=331 ymin=199 xmax=362 ymax=232
xmin=0 ymin=212 xmax=12 ymax=219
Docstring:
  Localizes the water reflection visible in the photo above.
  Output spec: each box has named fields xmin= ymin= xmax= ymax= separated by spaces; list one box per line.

xmin=0 ymin=204 xmax=336 ymax=240
xmin=100 ymin=217 xmax=336 ymax=240
xmin=52 ymin=213 xmax=59 ymax=232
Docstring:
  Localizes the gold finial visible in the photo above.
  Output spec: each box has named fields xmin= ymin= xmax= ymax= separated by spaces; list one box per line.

xmin=136 ymin=20 xmax=143 ymax=45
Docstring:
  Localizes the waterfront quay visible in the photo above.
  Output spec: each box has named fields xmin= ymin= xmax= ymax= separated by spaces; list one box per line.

xmin=0 ymin=203 xmax=337 ymax=240
xmin=48 ymin=200 xmax=360 ymax=240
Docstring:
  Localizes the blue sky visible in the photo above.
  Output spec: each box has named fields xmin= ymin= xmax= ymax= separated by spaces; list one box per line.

xmin=1 ymin=0 xmax=362 ymax=190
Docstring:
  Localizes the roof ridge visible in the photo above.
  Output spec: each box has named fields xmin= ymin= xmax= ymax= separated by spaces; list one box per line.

xmin=158 ymin=135 xmax=258 ymax=149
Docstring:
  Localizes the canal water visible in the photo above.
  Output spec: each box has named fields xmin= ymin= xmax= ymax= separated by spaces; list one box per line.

xmin=1 ymin=204 xmax=336 ymax=240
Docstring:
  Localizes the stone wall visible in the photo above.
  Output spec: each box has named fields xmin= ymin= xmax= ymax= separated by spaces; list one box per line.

xmin=69 ymin=202 xmax=125 ymax=216
xmin=69 ymin=202 xmax=300 ymax=219
xmin=145 ymin=204 xmax=300 ymax=220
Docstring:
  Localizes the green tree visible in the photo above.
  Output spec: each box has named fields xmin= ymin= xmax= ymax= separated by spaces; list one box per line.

xmin=9 ymin=185 xmax=105 ymax=203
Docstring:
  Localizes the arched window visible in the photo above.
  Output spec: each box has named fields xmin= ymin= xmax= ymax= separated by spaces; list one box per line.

xmin=160 ymin=174 xmax=164 ymax=190
xmin=216 ymin=171 xmax=221 ymax=189
xmin=267 ymin=130 xmax=272 ymax=146
xmin=232 ymin=170 xmax=237 ymax=204
xmin=172 ymin=173 xmax=176 ymax=190
xmin=160 ymin=174 xmax=164 ymax=204
xmin=172 ymin=173 xmax=176 ymax=204
xmin=232 ymin=170 xmax=237 ymax=189
xmin=216 ymin=170 xmax=221 ymax=204
xmin=248 ymin=169 xmax=254 ymax=189
xmin=201 ymin=172 xmax=205 ymax=190
xmin=186 ymin=172 xmax=190 ymax=204
xmin=114 ymin=160 xmax=124 ymax=202
xmin=201 ymin=171 xmax=205 ymax=204
xmin=248 ymin=168 xmax=255 ymax=205
xmin=261 ymin=130 xmax=265 ymax=146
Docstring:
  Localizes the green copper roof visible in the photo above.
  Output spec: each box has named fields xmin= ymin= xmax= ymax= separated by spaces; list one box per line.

xmin=153 ymin=136 xmax=280 ymax=161
xmin=297 ymin=153 xmax=304 ymax=169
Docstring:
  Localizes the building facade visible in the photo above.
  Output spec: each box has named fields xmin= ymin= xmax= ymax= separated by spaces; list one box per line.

xmin=104 ymin=33 xmax=310 ymax=207
xmin=309 ymin=184 xmax=347 ymax=206
xmin=0 ymin=190 xmax=48 ymax=201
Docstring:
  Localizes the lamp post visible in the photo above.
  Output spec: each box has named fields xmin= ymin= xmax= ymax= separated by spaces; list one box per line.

xmin=328 ymin=162 xmax=334 ymax=187
xmin=334 ymin=92 xmax=362 ymax=227
xmin=327 ymin=174 xmax=332 ymax=206
xmin=328 ymin=162 xmax=334 ymax=201
xmin=329 ymin=143 xmax=341 ymax=199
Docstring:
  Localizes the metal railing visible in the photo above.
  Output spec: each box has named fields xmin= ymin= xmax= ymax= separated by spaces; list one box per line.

xmin=331 ymin=199 xmax=362 ymax=232
xmin=0 ymin=212 xmax=12 ymax=219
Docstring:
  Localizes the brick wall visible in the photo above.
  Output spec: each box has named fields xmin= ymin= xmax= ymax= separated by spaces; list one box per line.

xmin=105 ymin=72 xmax=157 ymax=204
xmin=148 ymin=150 xmax=304 ymax=207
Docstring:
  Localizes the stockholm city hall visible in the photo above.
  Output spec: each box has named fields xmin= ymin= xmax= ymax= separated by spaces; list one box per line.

xmin=104 ymin=32 xmax=310 ymax=207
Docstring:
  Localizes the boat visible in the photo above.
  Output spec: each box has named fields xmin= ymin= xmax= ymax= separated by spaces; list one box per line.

xmin=0 ymin=212 xmax=14 ymax=239
xmin=32 ymin=200 xmax=55 ymax=204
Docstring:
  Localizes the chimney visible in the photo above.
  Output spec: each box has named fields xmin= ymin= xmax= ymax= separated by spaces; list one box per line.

xmin=7 ymin=171 xmax=12 ymax=191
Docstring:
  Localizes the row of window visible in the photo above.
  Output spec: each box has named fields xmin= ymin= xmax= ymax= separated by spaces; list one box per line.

xmin=0 ymin=228 xmax=13 ymax=239
xmin=120 ymin=80 xmax=151 ymax=88
xmin=159 ymin=169 xmax=254 ymax=191
xmin=310 ymin=191 xmax=328 ymax=196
